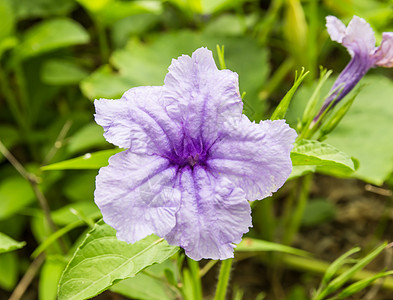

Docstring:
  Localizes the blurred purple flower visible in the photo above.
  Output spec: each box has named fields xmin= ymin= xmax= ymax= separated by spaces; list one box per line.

xmin=315 ymin=15 xmax=393 ymax=120
xmin=94 ymin=48 xmax=296 ymax=260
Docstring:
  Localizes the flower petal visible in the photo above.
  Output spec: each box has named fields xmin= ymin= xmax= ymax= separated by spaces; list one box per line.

xmin=164 ymin=167 xmax=251 ymax=261
xmin=326 ymin=16 xmax=346 ymax=43
xmin=95 ymin=86 xmax=182 ymax=155
xmin=95 ymin=150 xmax=181 ymax=243
xmin=342 ymin=16 xmax=376 ymax=56
xmin=208 ymin=117 xmax=297 ymax=201
xmin=374 ymin=32 xmax=393 ymax=67
xmin=163 ymin=47 xmax=243 ymax=146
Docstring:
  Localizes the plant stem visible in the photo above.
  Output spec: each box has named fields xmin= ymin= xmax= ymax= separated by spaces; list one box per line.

xmin=14 ymin=63 xmax=29 ymax=118
xmin=0 ymin=67 xmax=25 ymax=129
xmin=187 ymin=258 xmax=203 ymax=300
xmin=95 ymin=20 xmax=109 ymax=63
xmin=9 ymin=253 xmax=45 ymax=300
xmin=214 ymin=258 xmax=233 ymax=300
xmin=42 ymin=120 xmax=72 ymax=165
xmin=256 ymin=0 xmax=284 ymax=45
xmin=199 ymin=259 xmax=218 ymax=277
xmin=283 ymin=174 xmax=312 ymax=245
xmin=253 ymin=197 xmax=275 ymax=241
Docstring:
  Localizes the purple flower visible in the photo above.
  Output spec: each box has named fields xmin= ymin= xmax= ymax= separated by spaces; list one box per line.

xmin=315 ymin=15 xmax=393 ymax=121
xmin=94 ymin=48 xmax=296 ymax=260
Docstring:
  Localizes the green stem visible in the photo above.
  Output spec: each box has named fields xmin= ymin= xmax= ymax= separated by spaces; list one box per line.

xmin=187 ymin=258 xmax=203 ymax=300
xmin=253 ymin=197 xmax=275 ymax=241
xmin=14 ymin=63 xmax=29 ymax=116
xmin=0 ymin=67 xmax=25 ymax=128
xmin=259 ymin=57 xmax=295 ymax=102
xmin=256 ymin=0 xmax=284 ymax=46
xmin=283 ymin=174 xmax=312 ymax=245
xmin=214 ymin=258 xmax=233 ymax=300
xmin=95 ymin=20 xmax=109 ymax=63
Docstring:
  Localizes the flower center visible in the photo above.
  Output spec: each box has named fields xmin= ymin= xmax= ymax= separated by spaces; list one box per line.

xmin=187 ymin=154 xmax=199 ymax=167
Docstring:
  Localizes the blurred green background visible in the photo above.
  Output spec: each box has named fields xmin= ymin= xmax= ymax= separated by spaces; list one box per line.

xmin=1 ymin=0 xmax=393 ymax=299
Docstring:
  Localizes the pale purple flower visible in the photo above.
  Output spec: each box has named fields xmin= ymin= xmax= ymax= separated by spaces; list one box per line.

xmin=315 ymin=15 xmax=393 ymax=121
xmin=94 ymin=48 xmax=296 ymax=260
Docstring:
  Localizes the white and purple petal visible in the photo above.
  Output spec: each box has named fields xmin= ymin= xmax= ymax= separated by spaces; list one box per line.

xmin=326 ymin=16 xmax=346 ymax=43
xmin=95 ymin=86 xmax=182 ymax=155
xmin=326 ymin=15 xmax=376 ymax=58
xmin=208 ymin=117 xmax=296 ymax=201
xmin=95 ymin=151 xmax=181 ymax=243
xmin=342 ymin=15 xmax=375 ymax=56
xmin=164 ymin=167 xmax=251 ymax=261
xmin=164 ymin=48 xmax=243 ymax=146
xmin=374 ymin=32 xmax=393 ymax=67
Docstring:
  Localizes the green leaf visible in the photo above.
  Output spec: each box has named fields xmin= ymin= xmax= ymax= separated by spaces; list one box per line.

xmin=41 ymin=149 xmax=122 ymax=171
xmin=52 ymin=202 xmax=100 ymax=226
xmin=110 ymin=261 xmax=177 ymax=300
xmin=76 ymin=0 xmax=162 ymax=25
xmin=39 ymin=256 xmax=67 ymax=300
xmin=62 ymin=171 xmax=96 ymax=202
xmin=321 ymin=247 xmax=361 ymax=287
xmin=291 ymin=139 xmax=355 ymax=176
xmin=301 ymin=199 xmax=336 ymax=227
xmin=336 ymin=270 xmax=393 ymax=299
xmin=170 ymin=0 xmax=250 ymax=14
xmin=204 ymin=15 xmax=246 ymax=36
xmin=111 ymin=14 xmax=160 ymax=48
xmin=0 ymin=232 xmax=25 ymax=253
xmin=41 ymin=59 xmax=89 ymax=85
xmin=288 ymin=165 xmax=316 ymax=180
xmin=316 ymin=243 xmax=387 ymax=300
xmin=13 ymin=18 xmax=90 ymax=61
xmin=58 ymin=221 xmax=179 ymax=300
xmin=0 ymin=0 xmax=14 ymax=40
xmin=80 ymin=65 xmax=131 ymax=100
xmin=66 ymin=123 xmax=107 ymax=155
xmin=7 ymin=0 xmax=75 ymax=20
xmin=236 ymin=238 xmax=309 ymax=257
xmin=0 ymin=176 xmax=35 ymax=220
xmin=0 ymin=252 xmax=18 ymax=290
